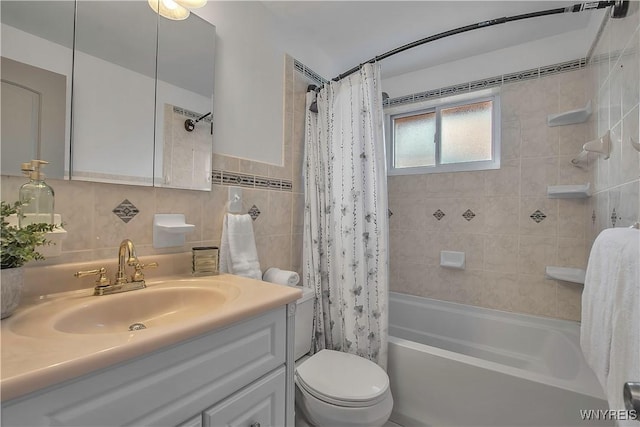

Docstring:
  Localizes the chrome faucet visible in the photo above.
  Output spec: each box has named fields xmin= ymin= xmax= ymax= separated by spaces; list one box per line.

xmin=74 ymin=239 xmax=157 ymax=296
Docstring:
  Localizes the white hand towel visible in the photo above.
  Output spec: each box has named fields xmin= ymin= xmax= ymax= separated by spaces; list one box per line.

xmin=263 ymin=267 xmax=300 ymax=286
xmin=219 ymin=213 xmax=261 ymax=280
xmin=581 ymin=228 xmax=639 ymax=420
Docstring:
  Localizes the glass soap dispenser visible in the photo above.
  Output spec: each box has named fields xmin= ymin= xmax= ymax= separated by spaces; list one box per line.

xmin=19 ymin=160 xmax=55 ymax=228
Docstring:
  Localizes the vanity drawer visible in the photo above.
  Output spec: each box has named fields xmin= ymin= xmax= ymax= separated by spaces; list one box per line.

xmin=2 ymin=308 xmax=286 ymax=427
xmin=203 ymin=367 xmax=286 ymax=427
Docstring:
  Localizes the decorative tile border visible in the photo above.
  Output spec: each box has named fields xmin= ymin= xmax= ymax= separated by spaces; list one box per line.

xmin=294 ymin=59 xmax=328 ymax=86
xmin=295 ymin=56 xmax=590 ymax=110
xmin=212 ymin=169 xmax=292 ymax=192
xmin=172 ymin=106 xmax=212 ymax=123
xmin=384 ymin=58 xmax=587 ymax=108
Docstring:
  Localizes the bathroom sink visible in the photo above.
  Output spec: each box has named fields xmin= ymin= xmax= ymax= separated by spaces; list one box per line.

xmin=54 ymin=287 xmax=228 ymax=334
xmin=9 ymin=280 xmax=240 ymax=337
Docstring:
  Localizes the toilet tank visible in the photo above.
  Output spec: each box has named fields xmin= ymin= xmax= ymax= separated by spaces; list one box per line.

xmin=295 ymin=287 xmax=316 ymax=361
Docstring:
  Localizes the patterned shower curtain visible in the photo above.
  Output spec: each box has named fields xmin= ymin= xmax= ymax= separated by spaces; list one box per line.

xmin=302 ymin=63 xmax=389 ymax=368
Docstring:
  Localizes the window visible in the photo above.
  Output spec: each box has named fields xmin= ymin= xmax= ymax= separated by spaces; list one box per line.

xmin=387 ymin=92 xmax=500 ymax=175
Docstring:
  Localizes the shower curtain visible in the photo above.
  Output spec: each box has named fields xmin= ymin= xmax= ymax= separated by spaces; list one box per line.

xmin=302 ymin=63 xmax=389 ymax=368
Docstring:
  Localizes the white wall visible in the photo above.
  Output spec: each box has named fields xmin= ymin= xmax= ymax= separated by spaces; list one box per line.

xmin=72 ymin=51 xmax=155 ymax=182
xmin=195 ymin=1 xmax=335 ymax=166
xmin=382 ymin=12 xmax=605 ymax=98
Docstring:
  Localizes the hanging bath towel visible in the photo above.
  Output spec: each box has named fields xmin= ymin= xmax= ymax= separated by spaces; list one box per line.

xmin=219 ymin=213 xmax=262 ymax=280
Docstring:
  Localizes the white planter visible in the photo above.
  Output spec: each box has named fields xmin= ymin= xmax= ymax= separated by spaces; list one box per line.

xmin=1 ymin=267 xmax=24 ymax=319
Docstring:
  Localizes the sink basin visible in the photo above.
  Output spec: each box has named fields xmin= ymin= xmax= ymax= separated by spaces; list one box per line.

xmin=54 ymin=287 xmax=227 ymax=334
xmin=9 ymin=279 xmax=240 ymax=336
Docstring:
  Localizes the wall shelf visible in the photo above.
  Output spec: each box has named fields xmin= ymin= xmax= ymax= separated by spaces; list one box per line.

xmin=6 ymin=214 xmax=67 ymax=258
xmin=440 ymin=251 xmax=465 ymax=270
xmin=547 ymin=183 xmax=591 ymax=199
xmin=547 ymin=101 xmax=592 ymax=127
xmin=153 ymin=214 xmax=195 ymax=248
xmin=545 ymin=266 xmax=586 ymax=285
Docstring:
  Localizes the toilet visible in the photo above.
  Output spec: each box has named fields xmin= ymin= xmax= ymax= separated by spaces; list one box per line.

xmin=293 ymin=287 xmax=393 ymax=427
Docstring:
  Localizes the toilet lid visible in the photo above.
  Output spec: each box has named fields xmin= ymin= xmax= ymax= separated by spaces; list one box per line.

xmin=295 ymin=349 xmax=389 ymax=408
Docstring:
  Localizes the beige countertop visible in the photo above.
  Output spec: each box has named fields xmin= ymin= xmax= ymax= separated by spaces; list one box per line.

xmin=1 ymin=273 xmax=301 ymax=402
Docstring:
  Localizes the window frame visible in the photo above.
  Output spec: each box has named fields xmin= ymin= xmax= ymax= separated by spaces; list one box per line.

xmin=385 ymin=89 xmax=501 ymax=175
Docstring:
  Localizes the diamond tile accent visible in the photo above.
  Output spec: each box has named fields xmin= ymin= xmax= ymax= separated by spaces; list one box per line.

xmin=112 ymin=199 xmax=139 ymax=223
xmin=462 ymin=209 xmax=476 ymax=221
xmin=248 ymin=205 xmax=261 ymax=221
xmin=610 ymin=208 xmax=619 ymax=227
xmin=530 ymin=209 xmax=547 ymax=223
xmin=388 ymin=209 xmax=393 ymax=218
xmin=592 ymin=210 xmax=596 ymax=224
xmin=433 ymin=209 xmax=445 ymax=220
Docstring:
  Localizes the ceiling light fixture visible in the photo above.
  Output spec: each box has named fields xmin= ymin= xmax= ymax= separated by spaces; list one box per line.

xmin=148 ymin=0 xmax=206 ymax=21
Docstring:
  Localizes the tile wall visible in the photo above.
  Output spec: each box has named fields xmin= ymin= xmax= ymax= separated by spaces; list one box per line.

xmin=588 ymin=4 xmax=640 ymax=243
xmin=388 ymin=66 xmax=595 ymax=321
xmin=0 ymin=55 xmax=312 ymax=279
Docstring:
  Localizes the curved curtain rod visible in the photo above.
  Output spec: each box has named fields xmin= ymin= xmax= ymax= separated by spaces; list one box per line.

xmin=331 ymin=0 xmax=629 ymax=83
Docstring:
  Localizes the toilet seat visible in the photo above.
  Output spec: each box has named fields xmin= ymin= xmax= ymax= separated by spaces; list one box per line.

xmin=295 ymin=349 xmax=389 ymax=408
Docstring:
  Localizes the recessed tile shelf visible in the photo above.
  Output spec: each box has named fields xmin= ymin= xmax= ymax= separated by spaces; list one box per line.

xmin=545 ymin=266 xmax=586 ymax=285
xmin=547 ymin=101 xmax=592 ymax=127
xmin=547 ymin=183 xmax=591 ymax=199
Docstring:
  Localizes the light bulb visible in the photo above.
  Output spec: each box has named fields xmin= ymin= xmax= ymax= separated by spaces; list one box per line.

xmin=148 ymin=0 xmax=190 ymax=20
xmin=175 ymin=0 xmax=207 ymax=9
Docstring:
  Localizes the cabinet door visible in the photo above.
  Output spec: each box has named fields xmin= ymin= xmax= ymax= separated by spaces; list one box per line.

xmin=177 ymin=415 xmax=203 ymax=427
xmin=203 ymin=367 xmax=285 ymax=427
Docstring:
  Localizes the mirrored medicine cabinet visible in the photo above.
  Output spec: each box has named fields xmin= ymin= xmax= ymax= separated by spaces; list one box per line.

xmin=0 ymin=1 xmax=215 ymax=191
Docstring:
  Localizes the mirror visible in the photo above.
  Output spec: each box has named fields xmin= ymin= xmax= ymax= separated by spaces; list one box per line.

xmin=72 ymin=1 xmax=215 ymax=190
xmin=0 ymin=1 xmax=74 ymax=179
xmin=72 ymin=1 xmax=157 ymax=186
xmin=155 ymin=11 xmax=215 ymax=190
xmin=1 ymin=1 xmax=215 ymax=191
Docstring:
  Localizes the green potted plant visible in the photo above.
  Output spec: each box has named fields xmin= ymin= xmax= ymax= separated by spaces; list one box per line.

xmin=1 ymin=201 xmax=56 ymax=318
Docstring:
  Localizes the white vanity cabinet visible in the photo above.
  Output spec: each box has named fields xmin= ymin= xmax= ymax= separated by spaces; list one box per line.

xmin=2 ymin=306 xmax=295 ymax=427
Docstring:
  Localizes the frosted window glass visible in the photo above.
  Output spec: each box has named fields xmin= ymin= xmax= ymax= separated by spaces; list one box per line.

xmin=393 ymin=112 xmax=435 ymax=168
xmin=441 ymin=101 xmax=492 ymax=164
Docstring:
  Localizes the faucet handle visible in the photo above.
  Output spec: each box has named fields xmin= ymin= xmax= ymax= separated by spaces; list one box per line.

xmin=132 ymin=262 xmax=158 ymax=282
xmin=74 ymin=267 xmax=110 ymax=287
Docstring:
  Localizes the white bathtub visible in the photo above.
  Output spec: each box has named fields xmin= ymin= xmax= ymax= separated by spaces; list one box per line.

xmin=388 ymin=292 xmax=612 ymax=426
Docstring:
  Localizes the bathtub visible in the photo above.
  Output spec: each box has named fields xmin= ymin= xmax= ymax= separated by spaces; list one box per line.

xmin=387 ymin=292 xmax=612 ymax=426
